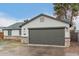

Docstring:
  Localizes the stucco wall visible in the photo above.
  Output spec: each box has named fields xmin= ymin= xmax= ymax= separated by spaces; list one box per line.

xmin=4 ymin=30 xmax=8 ymax=36
xmin=12 ymin=30 xmax=20 ymax=36
xmin=65 ymin=27 xmax=70 ymax=47
xmin=65 ymin=27 xmax=70 ymax=38
xmin=4 ymin=30 xmax=20 ymax=36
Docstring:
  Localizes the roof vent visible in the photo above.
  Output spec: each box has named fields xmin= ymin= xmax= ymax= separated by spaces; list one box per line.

xmin=24 ymin=19 xmax=28 ymax=22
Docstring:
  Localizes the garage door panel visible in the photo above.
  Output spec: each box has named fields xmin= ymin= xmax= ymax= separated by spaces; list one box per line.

xmin=29 ymin=28 xmax=65 ymax=46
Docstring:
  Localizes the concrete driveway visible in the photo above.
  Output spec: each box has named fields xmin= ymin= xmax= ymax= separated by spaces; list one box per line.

xmin=0 ymin=40 xmax=79 ymax=56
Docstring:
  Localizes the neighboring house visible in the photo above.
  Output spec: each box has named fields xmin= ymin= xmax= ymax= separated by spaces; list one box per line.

xmin=3 ymin=22 xmax=24 ymax=40
xmin=73 ymin=16 xmax=79 ymax=32
xmin=20 ymin=14 xmax=70 ymax=47
xmin=0 ymin=27 xmax=5 ymax=32
xmin=72 ymin=15 xmax=79 ymax=41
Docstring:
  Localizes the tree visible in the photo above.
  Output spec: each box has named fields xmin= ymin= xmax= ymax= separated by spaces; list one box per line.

xmin=53 ymin=3 xmax=79 ymax=27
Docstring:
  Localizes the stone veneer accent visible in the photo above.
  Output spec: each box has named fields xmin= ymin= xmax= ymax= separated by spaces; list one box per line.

xmin=65 ymin=38 xmax=70 ymax=47
xmin=20 ymin=37 xmax=28 ymax=43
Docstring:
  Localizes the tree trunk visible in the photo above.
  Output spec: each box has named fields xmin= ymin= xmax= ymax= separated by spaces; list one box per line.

xmin=70 ymin=11 xmax=74 ymax=27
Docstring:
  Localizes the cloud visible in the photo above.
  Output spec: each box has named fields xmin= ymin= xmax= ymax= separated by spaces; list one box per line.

xmin=0 ymin=12 xmax=24 ymax=27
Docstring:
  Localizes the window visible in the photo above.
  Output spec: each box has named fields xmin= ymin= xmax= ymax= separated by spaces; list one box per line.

xmin=40 ymin=16 xmax=44 ymax=22
xmin=8 ymin=30 xmax=12 ymax=36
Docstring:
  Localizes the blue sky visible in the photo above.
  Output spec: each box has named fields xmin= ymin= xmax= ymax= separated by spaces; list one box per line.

xmin=0 ymin=3 xmax=54 ymax=19
xmin=0 ymin=3 xmax=54 ymax=27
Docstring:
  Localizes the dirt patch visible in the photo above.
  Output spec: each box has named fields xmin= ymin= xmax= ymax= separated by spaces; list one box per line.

xmin=0 ymin=40 xmax=22 ymax=51
xmin=0 ymin=40 xmax=79 ymax=56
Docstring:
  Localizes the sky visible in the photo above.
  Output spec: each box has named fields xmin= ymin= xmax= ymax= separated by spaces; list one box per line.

xmin=0 ymin=3 xmax=54 ymax=27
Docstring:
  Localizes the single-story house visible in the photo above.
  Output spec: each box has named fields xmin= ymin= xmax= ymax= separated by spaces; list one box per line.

xmin=3 ymin=22 xmax=24 ymax=40
xmin=20 ymin=14 xmax=70 ymax=47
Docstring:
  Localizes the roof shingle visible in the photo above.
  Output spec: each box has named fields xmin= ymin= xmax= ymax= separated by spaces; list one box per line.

xmin=3 ymin=22 xmax=24 ymax=30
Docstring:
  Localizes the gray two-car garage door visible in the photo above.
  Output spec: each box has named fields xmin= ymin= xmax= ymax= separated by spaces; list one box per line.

xmin=29 ymin=27 xmax=65 ymax=46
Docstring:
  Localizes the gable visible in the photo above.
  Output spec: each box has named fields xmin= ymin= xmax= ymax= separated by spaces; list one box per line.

xmin=22 ymin=15 xmax=69 ymax=28
xmin=20 ymin=14 xmax=69 ymax=27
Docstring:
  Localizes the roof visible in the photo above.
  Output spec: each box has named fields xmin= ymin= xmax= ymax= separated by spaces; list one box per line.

xmin=0 ymin=27 xmax=6 ymax=29
xmin=20 ymin=14 xmax=69 ymax=27
xmin=3 ymin=22 xmax=24 ymax=30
